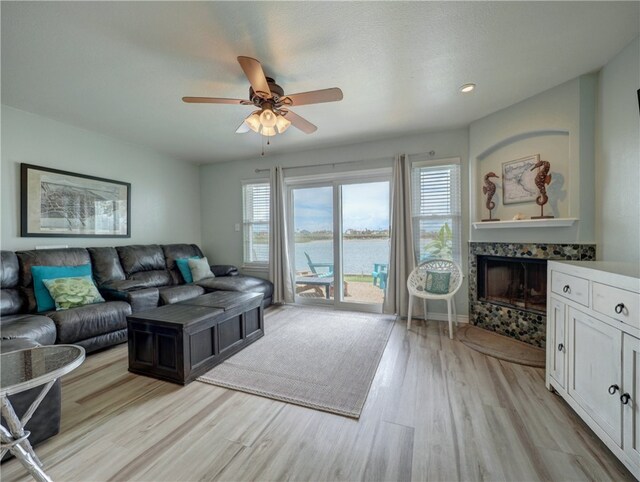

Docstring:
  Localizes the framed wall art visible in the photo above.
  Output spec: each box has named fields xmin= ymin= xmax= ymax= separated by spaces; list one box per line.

xmin=501 ymin=155 xmax=539 ymax=205
xmin=21 ymin=163 xmax=131 ymax=238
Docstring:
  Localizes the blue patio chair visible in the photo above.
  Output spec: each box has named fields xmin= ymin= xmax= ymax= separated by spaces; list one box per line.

xmin=304 ymin=252 xmax=333 ymax=278
xmin=372 ymin=263 xmax=388 ymax=289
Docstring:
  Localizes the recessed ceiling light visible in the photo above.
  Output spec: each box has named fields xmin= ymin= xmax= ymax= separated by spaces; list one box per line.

xmin=460 ymin=83 xmax=476 ymax=93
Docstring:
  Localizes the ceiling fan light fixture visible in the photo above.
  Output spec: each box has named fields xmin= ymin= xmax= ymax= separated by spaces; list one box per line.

xmin=244 ymin=111 xmax=261 ymax=133
xmin=275 ymin=114 xmax=291 ymax=134
xmin=259 ymin=107 xmax=277 ymax=128
xmin=261 ymin=126 xmax=277 ymax=137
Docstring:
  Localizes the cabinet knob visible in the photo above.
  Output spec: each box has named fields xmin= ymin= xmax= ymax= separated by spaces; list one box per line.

xmin=614 ymin=303 xmax=625 ymax=315
xmin=620 ymin=393 xmax=631 ymax=405
xmin=563 ymin=285 xmax=571 ymax=293
xmin=557 ymin=343 xmax=564 ymax=352
xmin=608 ymin=384 xmax=619 ymax=395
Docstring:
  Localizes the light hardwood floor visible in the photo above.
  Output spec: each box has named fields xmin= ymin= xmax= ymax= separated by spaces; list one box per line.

xmin=1 ymin=310 xmax=634 ymax=482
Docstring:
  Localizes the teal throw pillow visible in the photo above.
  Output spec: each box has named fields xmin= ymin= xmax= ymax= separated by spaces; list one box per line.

xmin=176 ymin=256 xmax=200 ymax=283
xmin=31 ymin=264 xmax=93 ymax=312
xmin=42 ymin=276 xmax=105 ymax=311
xmin=425 ymin=270 xmax=451 ymax=295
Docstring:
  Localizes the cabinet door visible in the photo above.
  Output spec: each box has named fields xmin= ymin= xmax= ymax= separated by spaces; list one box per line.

xmin=548 ymin=297 xmax=567 ymax=388
xmin=568 ymin=307 xmax=623 ymax=446
xmin=623 ymin=334 xmax=640 ymax=467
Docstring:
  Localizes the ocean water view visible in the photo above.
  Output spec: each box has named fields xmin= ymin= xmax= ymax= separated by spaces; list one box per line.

xmin=294 ymin=238 xmax=389 ymax=275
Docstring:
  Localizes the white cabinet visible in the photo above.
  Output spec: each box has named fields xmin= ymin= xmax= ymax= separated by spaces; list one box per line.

xmin=547 ymin=298 xmax=567 ymax=388
xmin=547 ymin=261 xmax=640 ymax=479
xmin=567 ymin=307 xmax=622 ymax=445
xmin=623 ymin=334 xmax=640 ymax=469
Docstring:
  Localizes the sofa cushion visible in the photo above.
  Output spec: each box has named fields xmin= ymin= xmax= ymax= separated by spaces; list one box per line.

xmin=87 ymin=247 xmax=126 ymax=285
xmin=31 ymin=264 xmax=93 ymax=312
xmin=1 ymin=251 xmax=20 ymax=288
xmin=17 ymin=248 xmax=91 ymax=288
xmin=46 ymin=301 xmax=131 ymax=344
xmin=0 ymin=288 xmax=26 ymax=316
xmin=116 ymin=245 xmax=166 ymax=276
xmin=128 ymin=270 xmax=173 ymax=288
xmin=158 ymin=285 xmax=205 ymax=305
xmin=0 ymin=314 xmax=57 ymax=345
xmin=196 ymin=275 xmax=273 ymax=299
xmin=162 ymin=244 xmax=204 ymax=284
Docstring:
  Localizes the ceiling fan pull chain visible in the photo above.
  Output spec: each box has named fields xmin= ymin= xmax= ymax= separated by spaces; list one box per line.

xmin=261 ymin=135 xmax=265 ymax=157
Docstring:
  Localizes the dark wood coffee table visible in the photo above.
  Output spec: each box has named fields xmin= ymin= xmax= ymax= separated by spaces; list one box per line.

xmin=127 ymin=291 xmax=264 ymax=385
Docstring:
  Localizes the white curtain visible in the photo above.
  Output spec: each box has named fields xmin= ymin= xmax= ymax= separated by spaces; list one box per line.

xmin=268 ymin=166 xmax=295 ymax=303
xmin=383 ymin=154 xmax=417 ymax=317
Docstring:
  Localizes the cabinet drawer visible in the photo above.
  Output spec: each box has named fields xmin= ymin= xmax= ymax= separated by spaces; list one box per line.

xmin=551 ymin=270 xmax=589 ymax=306
xmin=593 ymin=282 xmax=640 ymax=329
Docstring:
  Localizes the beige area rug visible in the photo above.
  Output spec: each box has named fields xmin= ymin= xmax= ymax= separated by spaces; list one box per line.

xmin=457 ymin=324 xmax=546 ymax=368
xmin=197 ymin=305 xmax=396 ymax=418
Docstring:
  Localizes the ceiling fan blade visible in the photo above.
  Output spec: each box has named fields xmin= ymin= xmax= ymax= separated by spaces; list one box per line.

xmin=281 ymin=109 xmax=317 ymax=134
xmin=280 ymin=87 xmax=343 ymax=106
xmin=235 ymin=121 xmax=250 ymax=134
xmin=237 ymin=56 xmax=272 ymax=99
xmin=182 ymin=97 xmax=252 ymax=105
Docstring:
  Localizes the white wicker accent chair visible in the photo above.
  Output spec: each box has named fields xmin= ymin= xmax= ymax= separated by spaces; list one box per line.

xmin=407 ymin=259 xmax=464 ymax=338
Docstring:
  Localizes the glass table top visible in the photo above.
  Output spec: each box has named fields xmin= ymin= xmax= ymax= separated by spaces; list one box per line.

xmin=1 ymin=345 xmax=85 ymax=397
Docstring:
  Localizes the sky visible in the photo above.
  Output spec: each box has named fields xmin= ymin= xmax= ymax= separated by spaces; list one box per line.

xmin=293 ymin=182 xmax=390 ymax=232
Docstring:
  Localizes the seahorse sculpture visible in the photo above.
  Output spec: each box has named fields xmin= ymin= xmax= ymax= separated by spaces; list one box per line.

xmin=530 ymin=160 xmax=553 ymax=218
xmin=530 ymin=160 xmax=551 ymax=205
xmin=482 ymin=172 xmax=500 ymax=221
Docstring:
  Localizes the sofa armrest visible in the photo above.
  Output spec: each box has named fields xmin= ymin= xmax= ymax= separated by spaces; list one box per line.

xmin=101 ymin=287 xmax=159 ymax=313
xmin=210 ymin=265 xmax=239 ymax=277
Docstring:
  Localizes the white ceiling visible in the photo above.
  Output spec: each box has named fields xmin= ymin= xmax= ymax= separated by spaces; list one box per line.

xmin=2 ymin=2 xmax=638 ymax=164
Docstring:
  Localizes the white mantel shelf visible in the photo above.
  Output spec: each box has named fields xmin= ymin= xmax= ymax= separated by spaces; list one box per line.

xmin=472 ymin=218 xmax=578 ymax=229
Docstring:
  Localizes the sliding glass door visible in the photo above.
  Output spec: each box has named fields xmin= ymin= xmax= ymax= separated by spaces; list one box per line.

xmin=292 ymin=184 xmax=335 ymax=302
xmin=288 ymin=170 xmax=391 ymax=312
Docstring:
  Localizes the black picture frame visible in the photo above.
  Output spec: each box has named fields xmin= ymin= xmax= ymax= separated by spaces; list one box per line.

xmin=21 ymin=163 xmax=131 ymax=238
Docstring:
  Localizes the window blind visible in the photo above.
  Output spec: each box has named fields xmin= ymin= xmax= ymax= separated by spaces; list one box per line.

xmin=242 ymin=182 xmax=270 ymax=264
xmin=410 ymin=158 xmax=462 ymax=264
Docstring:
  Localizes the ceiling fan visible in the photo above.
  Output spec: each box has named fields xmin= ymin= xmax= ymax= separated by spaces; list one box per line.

xmin=182 ymin=56 xmax=343 ymax=137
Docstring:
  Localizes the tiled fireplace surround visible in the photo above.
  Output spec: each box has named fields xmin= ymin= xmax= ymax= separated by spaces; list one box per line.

xmin=469 ymin=242 xmax=596 ymax=348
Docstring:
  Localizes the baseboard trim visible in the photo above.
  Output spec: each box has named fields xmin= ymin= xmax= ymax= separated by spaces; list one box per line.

xmin=403 ymin=313 xmax=469 ymax=324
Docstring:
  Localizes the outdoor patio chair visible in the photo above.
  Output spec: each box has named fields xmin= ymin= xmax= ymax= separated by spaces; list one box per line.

xmin=304 ymin=252 xmax=333 ymax=278
xmin=406 ymin=258 xmax=463 ymax=339
xmin=372 ymin=263 xmax=388 ymax=289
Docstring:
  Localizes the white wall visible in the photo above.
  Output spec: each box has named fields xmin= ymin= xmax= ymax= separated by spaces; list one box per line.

xmin=199 ymin=128 xmax=470 ymax=315
xmin=1 ymin=106 xmax=201 ymax=250
xmin=469 ymin=75 xmax=597 ymax=244
xmin=596 ymin=37 xmax=640 ymax=263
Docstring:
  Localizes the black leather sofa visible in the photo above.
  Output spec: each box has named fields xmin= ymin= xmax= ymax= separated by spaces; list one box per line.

xmin=1 ymin=243 xmax=272 ymax=353
xmin=0 ymin=243 xmax=272 ymax=457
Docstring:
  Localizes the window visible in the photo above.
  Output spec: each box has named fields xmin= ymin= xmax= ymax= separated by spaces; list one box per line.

xmin=410 ymin=157 xmax=462 ymax=264
xmin=242 ymin=181 xmax=270 ymax=265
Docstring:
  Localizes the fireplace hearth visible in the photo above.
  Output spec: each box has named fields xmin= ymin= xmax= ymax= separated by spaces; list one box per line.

xmin=469 ymin=242 xmax=596 ymax=347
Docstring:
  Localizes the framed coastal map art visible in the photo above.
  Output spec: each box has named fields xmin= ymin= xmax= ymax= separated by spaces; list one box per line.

xmin=21 ymin=163 xmax=131 ymax=237
xmin=501 ymin=155 xmax=539 ymax=205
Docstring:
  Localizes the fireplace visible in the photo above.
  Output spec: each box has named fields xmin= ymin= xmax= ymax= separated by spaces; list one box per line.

xmin=477 ymin=256 xmax=547 ymax=314
xmin=468 ymin=242 xmax=596 ymax=347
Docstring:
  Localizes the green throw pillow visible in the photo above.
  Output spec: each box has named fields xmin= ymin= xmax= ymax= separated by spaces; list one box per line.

xmin=42 ymin=276 xmax=105 ymax=311
xmin=425 ymin=270 xmax=451 ymax=294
